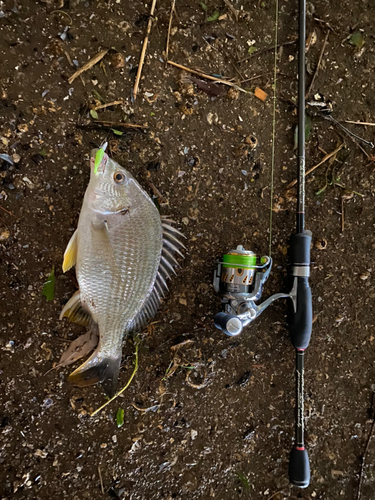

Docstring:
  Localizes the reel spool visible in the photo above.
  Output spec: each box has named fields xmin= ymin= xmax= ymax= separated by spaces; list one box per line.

xmin=213 ymin=245 xmax=289 ymax=337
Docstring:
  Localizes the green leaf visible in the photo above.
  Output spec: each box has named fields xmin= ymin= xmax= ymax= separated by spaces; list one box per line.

xmin=235 ymin=471 xmax=250 ymax=490
xmin=206 ymin=10 xmax=220 ymax=22
xmin=294 ymin=115 xmax=312 ymax=150
xmin=200 ymin=2 xmax=208 ymax=12
xmin=349 ymin=31 xmax=364 ymax=48
xmin=90 ymin=109 xmax=98 ymax=120
xmin=42 ymin=267 xmax=55 ymax=301
xmin=94 ymin=148 xmax=105 ymax=174
xmin=92 ymin=89 xmax=105 ymax=103
xmin=116 ymin=408 xmax=124 ymax=427
xmin=111 ymin=128 xmax=123 ymax=136
xmin=39 ymin=148 xmax=47 ymax=157
xmin=150 ymin=112 xmax=155 ymax=116
xmin=248 ymin=46 xmax=257 ymax=55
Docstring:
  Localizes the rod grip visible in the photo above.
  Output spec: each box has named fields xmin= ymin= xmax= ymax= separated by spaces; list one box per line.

xmin=288 ymin=232 xmax=312 ymax=350
xmin=289 ymin=446 xmax=310 ymax=488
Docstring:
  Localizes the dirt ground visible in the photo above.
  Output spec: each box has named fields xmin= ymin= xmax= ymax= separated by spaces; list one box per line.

xmin=1 ymin=0 xmax=375 ymax=499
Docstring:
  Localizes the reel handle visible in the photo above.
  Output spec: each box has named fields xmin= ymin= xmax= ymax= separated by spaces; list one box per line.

xmin=214 ymin=312 xmax=243 ymax=337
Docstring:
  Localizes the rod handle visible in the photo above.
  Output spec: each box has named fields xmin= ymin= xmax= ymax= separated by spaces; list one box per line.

xmin=288 ymin=277 xmax=312 ymax=349
xmin=289 ymin=446 xmax=310 ymax=488
xmin=288 ymin=232 xmax=312 ymax=350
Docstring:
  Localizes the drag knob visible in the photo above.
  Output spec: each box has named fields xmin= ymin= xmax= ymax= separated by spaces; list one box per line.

xmin=214 ymin=312 xmax=243 ymax=337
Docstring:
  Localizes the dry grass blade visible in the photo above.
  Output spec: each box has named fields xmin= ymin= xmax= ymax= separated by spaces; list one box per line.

xmin=286 ymin=143 xmax=344 ymax=189
xmin=165 ymin=0 xmax=175 ymax=67
xmin=55 ymin=330 xmax=98 ymax=368
xmin=0 ymin=205 xmax=15 ymax=217
xmin=90 ymin=337 xmax=140 ymax=416
xmin=92 ymin=100 xmax=123 ymax=111
xmin=167 ymin=60 xmax=247 ymax=92
xmin=133 ymin=0 xmax=157 ymax=100
xmin=68 ymin=49 xmax=109 ymax=84
xmin=345 ymin=120 xmax=375 ymax=127
xmin=306 ymin=31 xmax=329 ymax=98
xmin=94 ymin=120 xmax=148 ymax=129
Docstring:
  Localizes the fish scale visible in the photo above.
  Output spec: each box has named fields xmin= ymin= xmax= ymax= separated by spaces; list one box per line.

xmin=60 ymin=148 xmax=184 ymax=396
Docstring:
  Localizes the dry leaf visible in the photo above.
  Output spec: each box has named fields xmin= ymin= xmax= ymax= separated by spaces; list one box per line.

xmin=55 ymin=330 xmax=98 ymax=368
xmin=254 ymin=87 xmax=268 ymax=102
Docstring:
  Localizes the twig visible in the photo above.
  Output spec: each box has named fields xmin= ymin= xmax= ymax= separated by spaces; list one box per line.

xmin=68 ymin=49 xmax=109 ymax=84
xmin=165 ymin=0 xmax=175 ymax=67
xmin=345 ymin=120 xmax=375 ymax=127
xmin=286 ymin=143 xmax=344 ymax=189
xmin=133 ymin=0 xmax=157 ymax=100
xmin=341 ymin=198 xmax=345 ymax=232
xmin=167 ymin=60 xmax=247 ymax=92
xmin=223 ymin=0 xmax=239 ymax=22
xmin=240 ymin=73 xmax=269 ymax=84
xmin=90 ymin=337 xmax=140 ymax=416
xmin=237 ymin=40 xmax=296 ymax=64
xmin=357 ymin=418 xmax=375 ymax=500
xmin=306 ymin=31 xmax=329 ymax=98
xmin=146 ymin=179 xmax=169 ymax=205
xmin=267 ymin=492 xmax=282 ymax=500
xmin=92 ymin=100 xmax=123 ymax=111
xmin=50 ymin=10 xmax=73 ymax=25
xmin=94 ymin=120 xmax=147 ymax=129
xmin=98 ymin=465 xmax=104 ymax=494
xmin=0 ymin=205 xmax=15 ymax=217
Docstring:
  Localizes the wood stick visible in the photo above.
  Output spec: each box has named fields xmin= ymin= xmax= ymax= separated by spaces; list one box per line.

xmin=167 ymin=60 xmax=247 ymax=92
xmin=165 ymin=0 xmax=175 ymax=67
xmin=68 ymin=49 xmax=109 ymax=84
xmin=286 ymin=143 xmax=344 ymax=189
xmin=133 ymin=0 xmax=157 ymax=100
xmin=306 ymin=31 xmax=329 ymax=98
xmin=92 ymin=100 xmax=123 ymax=111
xmin=345 ymin=120 xmax=375 ymax=127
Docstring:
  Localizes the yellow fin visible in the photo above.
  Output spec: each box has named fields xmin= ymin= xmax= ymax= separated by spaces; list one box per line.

xmin=60 ymin=290 xmax=91 ymax=326
xmin=62 ymin=229 xmax=78 ymax=272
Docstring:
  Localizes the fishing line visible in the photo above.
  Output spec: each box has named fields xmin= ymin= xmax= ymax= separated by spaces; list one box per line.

xmin=269 ymin=0 xmax=279 ymax=257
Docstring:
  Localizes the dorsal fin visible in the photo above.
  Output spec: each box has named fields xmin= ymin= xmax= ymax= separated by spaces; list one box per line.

xmin=130 ymin=218 xmax=185 ymax=333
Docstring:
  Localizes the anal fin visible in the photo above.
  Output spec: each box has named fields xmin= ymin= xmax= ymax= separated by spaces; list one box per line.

xmin=60 ymin=290 xmax=92 ymax=327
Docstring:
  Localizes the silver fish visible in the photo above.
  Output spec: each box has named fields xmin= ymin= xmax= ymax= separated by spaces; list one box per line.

xmin=60 ymin=147 xmax=185 ymax=396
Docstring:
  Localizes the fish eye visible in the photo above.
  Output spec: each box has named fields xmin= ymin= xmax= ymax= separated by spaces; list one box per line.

xmin=114 ymin=172 xmax=126 ymax=184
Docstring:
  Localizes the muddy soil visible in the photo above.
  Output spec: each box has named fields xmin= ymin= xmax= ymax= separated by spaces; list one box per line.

xmin=1 ymin=1 xmax=375 ymax=499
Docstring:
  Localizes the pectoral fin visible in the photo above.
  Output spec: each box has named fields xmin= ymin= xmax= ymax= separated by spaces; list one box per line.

xmin=62 ymin=230 xmax=78 ymax=273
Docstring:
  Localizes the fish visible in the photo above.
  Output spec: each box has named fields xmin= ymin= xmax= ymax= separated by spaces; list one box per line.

xmin=60 ymin=146 xmax=185 ymax=396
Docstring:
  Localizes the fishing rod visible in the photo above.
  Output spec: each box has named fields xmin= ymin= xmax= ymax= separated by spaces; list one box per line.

xmin=213 ymin=0 xmax=312 ymax=488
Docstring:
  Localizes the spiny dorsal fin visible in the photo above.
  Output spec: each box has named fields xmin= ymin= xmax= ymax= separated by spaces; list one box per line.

xmin=62 ymin=229 xmax=78 ymax=273
xmin=130 ymin=219 xmax=185 ymax=333
xmin=60 ymin=290 xmax=92 ymax=327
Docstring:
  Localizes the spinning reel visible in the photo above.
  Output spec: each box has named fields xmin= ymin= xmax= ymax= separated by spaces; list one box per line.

xmin=213 ymin=245 xmax=289 ymax=337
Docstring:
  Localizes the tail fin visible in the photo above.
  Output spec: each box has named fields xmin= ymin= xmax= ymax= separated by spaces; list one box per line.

xmin=68 ymin=348 xmax=121 ymax=397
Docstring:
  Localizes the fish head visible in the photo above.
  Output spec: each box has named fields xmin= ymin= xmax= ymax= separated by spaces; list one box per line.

xmin=88 ymin=148 xmax=134 ymax=213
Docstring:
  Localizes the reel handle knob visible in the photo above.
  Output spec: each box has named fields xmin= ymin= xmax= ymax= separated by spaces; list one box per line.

xmin=214 ymin=312 xmax=243 ymax=337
